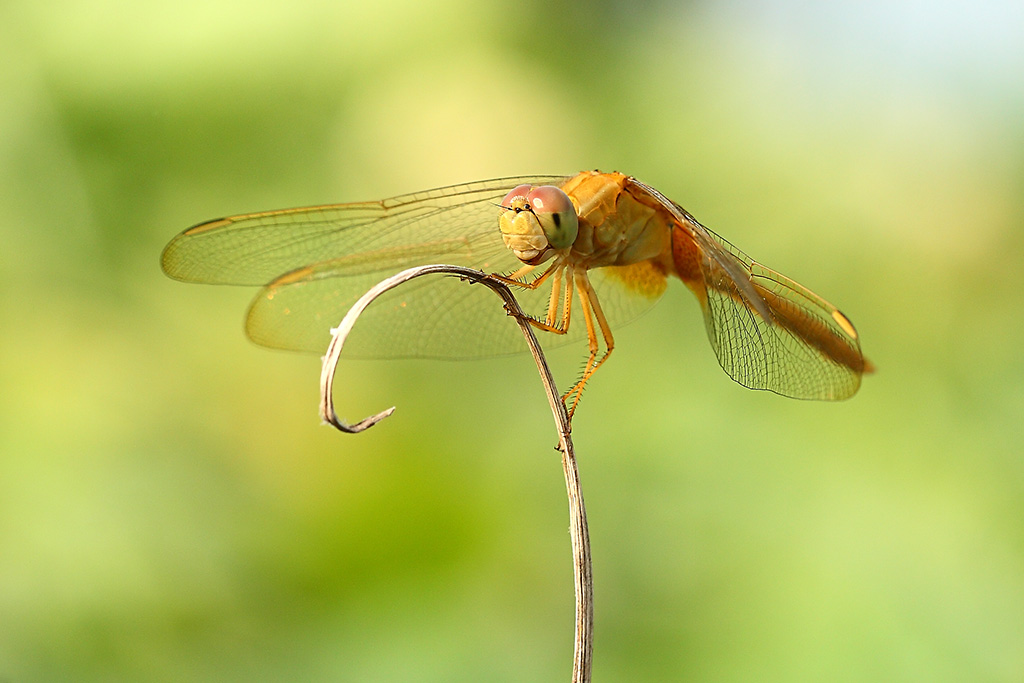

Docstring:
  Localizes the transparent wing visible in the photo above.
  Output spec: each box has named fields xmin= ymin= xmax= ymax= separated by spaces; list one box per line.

xmin=161 ymin=175 xmax=634 ymax=358
xmin=694 ymin=225 xmax=867 ymax=400
xmin=242 ymin=254 xmax=667 ymax=359
xmin=162 ymin=176 xmax=566 ymax=286
xmin=623 ymin=177 xmax=867 ymax=400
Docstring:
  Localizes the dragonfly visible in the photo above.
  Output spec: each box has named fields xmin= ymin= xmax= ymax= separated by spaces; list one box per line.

xmin=162 ymin=170 xmax=872 ymax=417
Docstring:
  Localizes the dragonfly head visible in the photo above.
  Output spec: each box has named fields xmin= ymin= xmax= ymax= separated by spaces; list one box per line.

xmin=499 ymin=184 xmax=579 ymax=264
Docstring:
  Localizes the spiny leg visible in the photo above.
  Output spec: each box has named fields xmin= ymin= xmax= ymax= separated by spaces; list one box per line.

xmin=490 ymin=259 xmax=561 ymax=291
xmin=496 ymin=260 xmax=616 ymax=419
xmin=488 ymin=260 xmax=576 ymax=339
xmin=563 ymin=271 xmax=616 ymax=418
xmin=545 ymin=267 xmax=563 ymax=327
xmin=550 ymin=265 xmax=575 ymax=331
xmin=506 ymin=263 xmax=536 ymax=282
xmin=582 ymin=273 xmax=616 ymax=380
xmin=525 ymin=265 xmax=573 ymax=335
xmin=562 ymin=274 xmax=598 ymax=416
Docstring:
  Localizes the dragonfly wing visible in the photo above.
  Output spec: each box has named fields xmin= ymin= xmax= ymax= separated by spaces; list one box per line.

xmin=695 ymin=227 xmax=867 ymax=400
xmin=247 ymin=261 xmax=571 ymax=357
xmin=247 ymin=247 xmax=669 ymax=357
xmin=624 ymin=178 xmax=771 ymax=321
xmin=620 ymin=176 xmax=866 ymax=399
xmin=162 ymin=176 xmax=571 ymax=356
xmin=162 ymin=176 xmax=567 ymax=285
xmin=584 ymin=261 xmax=669 ymax=336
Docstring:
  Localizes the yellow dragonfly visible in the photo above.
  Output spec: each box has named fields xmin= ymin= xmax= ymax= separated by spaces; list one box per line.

xmin=162 ymin=170 xmax=872 ymax=416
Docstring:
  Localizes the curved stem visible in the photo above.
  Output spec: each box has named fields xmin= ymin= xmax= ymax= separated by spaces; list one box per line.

xmin=318 ymin=264 xmax=592 ymax=682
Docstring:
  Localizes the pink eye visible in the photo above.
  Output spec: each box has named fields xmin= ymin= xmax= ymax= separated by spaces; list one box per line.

xmin=501 ymin=184 xmax=533 ymax=209
xmin=528 ymin=185 xmax=579 ymax=250
xmin=527 ymin=186 xmax=574 ymax=215
xmin=498 ymin=183 xmax=578 ymax=250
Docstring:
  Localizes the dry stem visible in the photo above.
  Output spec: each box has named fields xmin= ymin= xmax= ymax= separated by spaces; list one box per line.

xmin=318 ymin=264 xmax=593 ymax=683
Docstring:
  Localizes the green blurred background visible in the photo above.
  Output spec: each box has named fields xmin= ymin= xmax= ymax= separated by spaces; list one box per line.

xmin=3 ymin=0 xmax=1022 ymax=680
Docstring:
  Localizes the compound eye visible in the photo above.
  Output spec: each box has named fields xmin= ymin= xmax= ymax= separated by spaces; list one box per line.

xmin=501 ymin=184 xmax=533 ymax=209
xmin=527 ymin=186 xmax=579 ymax=250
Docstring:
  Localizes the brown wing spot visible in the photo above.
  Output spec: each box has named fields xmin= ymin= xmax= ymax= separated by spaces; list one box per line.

xmin=831 ymin=309 xmax=858 ymax=339
xmin=183 ymin=218 xmax=233 ymax=235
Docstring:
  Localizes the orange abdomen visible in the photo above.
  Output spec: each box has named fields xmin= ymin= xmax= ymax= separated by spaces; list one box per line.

xmin=669 ymin=225 xmax=704 ymax=287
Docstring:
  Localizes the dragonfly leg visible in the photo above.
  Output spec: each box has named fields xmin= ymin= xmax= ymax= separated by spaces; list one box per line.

xmin=506 ymin=263 xmax=536 ymax=282
xmin=545 ymin=267 xmax=563 ymax=327
xmin=490 ymin=259 xmax=561 ymax=291
xmin=563 ymin=272 xmax=615 ymax=418
xmin=524 ymin=265 xmax=573 ymax=335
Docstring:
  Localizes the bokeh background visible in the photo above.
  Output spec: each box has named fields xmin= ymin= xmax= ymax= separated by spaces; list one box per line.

xmin=3 ymin=0 xmax=1023 ymax=680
